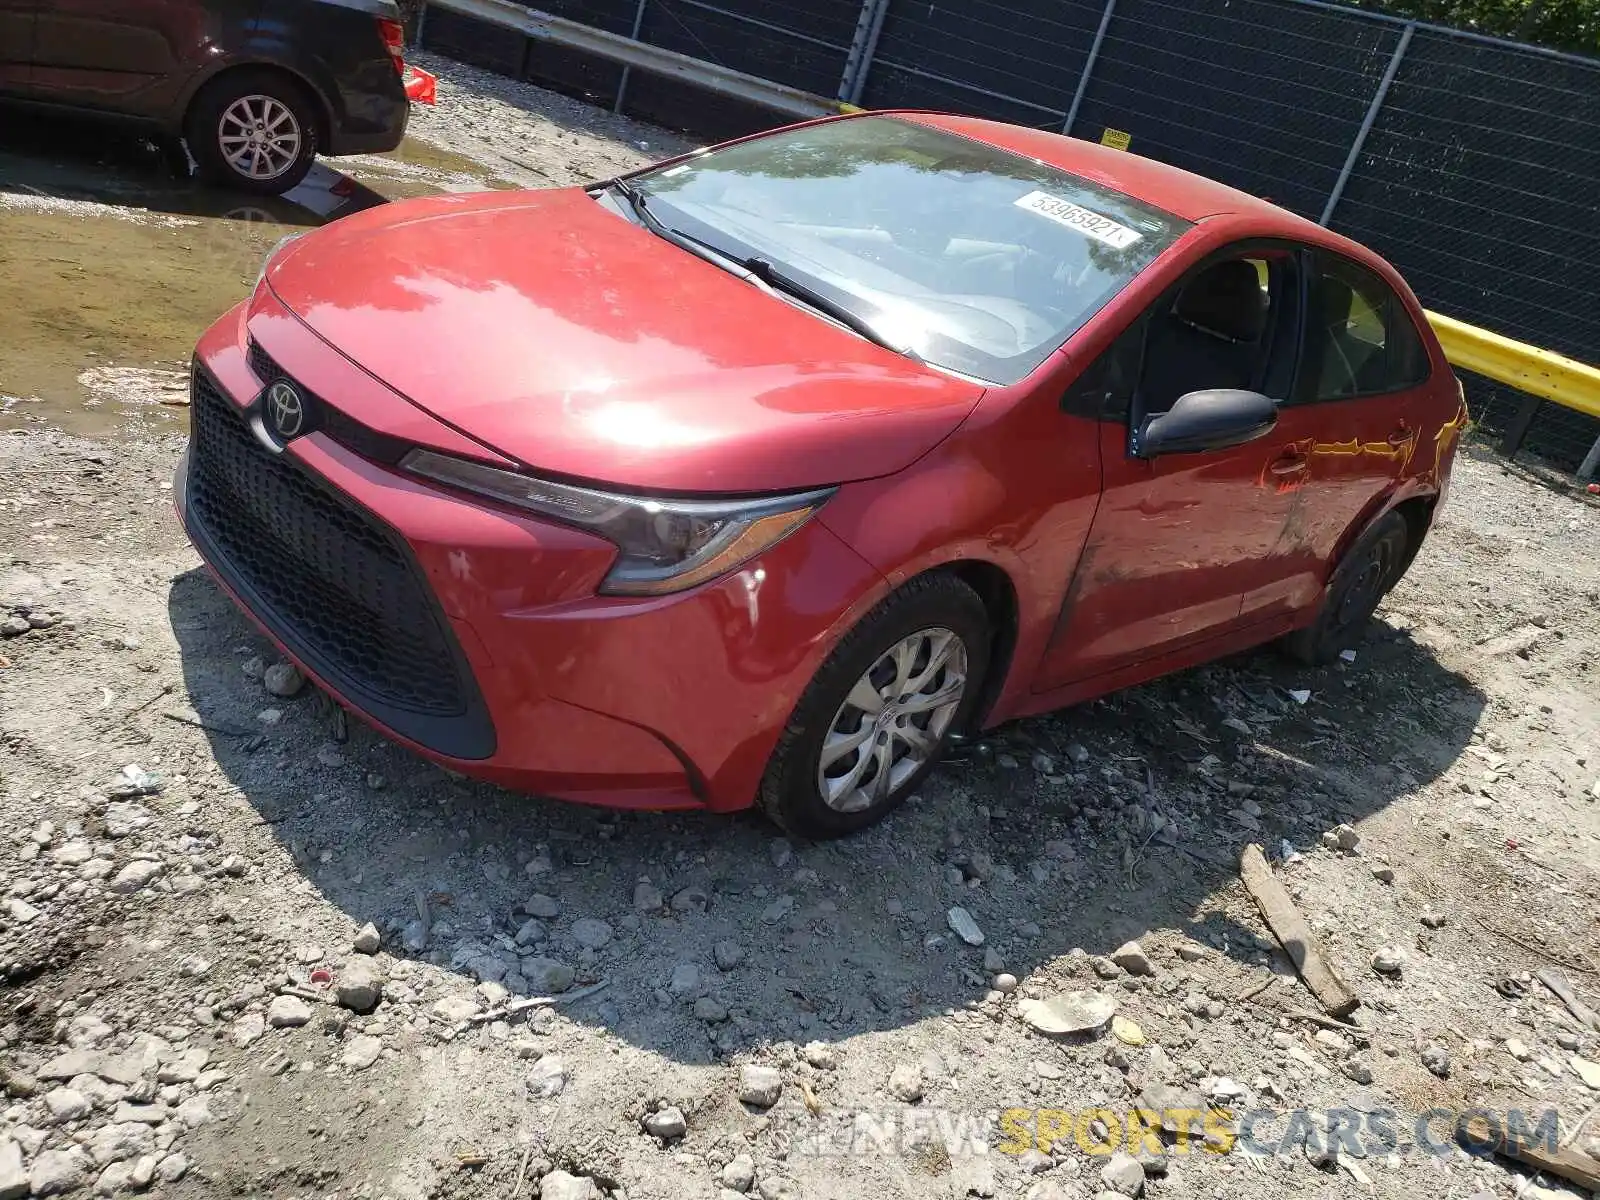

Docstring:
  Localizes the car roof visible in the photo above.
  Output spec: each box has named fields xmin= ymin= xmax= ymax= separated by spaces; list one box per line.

xmin=894 ymin=111 xmax=1318 ymax=228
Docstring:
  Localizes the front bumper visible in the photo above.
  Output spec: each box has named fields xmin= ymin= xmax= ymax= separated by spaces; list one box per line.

xmin=175 ymin=300 xmax=889 ymax=812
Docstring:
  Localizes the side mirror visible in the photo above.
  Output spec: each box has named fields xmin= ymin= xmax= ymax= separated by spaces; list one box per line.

xmin=1137 ymin=389 xmax=1278 ymax=458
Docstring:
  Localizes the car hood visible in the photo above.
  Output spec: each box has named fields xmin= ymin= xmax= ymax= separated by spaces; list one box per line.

xmin=264 ymin=189 xmax=984 ymax=493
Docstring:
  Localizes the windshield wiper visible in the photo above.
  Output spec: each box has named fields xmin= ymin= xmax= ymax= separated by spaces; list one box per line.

xmin=606 ymin=180 xmax=920 ymax=362
xmin=738 ymin=256 xmax=922 ymax=361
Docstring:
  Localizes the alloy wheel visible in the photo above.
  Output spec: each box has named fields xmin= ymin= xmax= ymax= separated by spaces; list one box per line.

xmin=816 ymin=627 xmax=968 ymax=814
xmin=217 ymin=95 xmax=302 ymax=181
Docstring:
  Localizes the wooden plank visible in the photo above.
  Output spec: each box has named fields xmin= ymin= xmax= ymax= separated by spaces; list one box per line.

xmin=1239 ymin=843 xmax=1360 ymax=1018
xmin=1456 ymin=1113 xmax=1600 ymax=1192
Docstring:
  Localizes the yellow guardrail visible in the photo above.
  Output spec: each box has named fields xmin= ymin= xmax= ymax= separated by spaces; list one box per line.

xmin=1426 ymin=310 xmax=1600 ymax=421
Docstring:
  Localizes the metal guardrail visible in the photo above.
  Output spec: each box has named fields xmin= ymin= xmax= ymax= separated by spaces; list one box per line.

xmin=1426 ymin=312 xmax=1600 ymax=475
xmin=423 ymin=0 xmax=851 ymax=119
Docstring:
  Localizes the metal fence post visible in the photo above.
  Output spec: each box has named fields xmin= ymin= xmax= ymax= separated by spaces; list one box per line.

xmin=1062 ymin=0 xmax=1116 ymax=136
xmin=412 ymin=1 xmax=429 ymax=48
xmin=1579 ymin=431 xmax=1600 ymax=479
xmin=839 ymin=0 xmax=891 ymax=105
xmin=613 ymin=0 xmax=649 ymax=114
xmin=1320 ymin=21 xmax=1413 ymax=226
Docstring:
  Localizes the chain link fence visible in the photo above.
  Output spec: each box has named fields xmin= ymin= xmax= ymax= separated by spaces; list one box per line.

xmin=421 ymin=0 xmax=1600 ymax=474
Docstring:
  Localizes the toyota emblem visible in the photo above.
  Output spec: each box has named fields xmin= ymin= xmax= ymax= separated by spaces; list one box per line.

xmin=266 ymin=380 xmax=305 ymax=439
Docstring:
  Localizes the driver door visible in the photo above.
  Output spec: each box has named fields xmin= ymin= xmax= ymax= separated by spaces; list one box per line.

xmin=1035 ymin=246 xmax=1303 ymax=691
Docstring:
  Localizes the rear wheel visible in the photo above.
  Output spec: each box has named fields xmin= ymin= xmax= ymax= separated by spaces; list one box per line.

xmin=185 ymin=70 xmax=318 ymax=195
xmin=758 ymin=574 xmax=990 ymax=839
xmin=1284 ymin=511 xmax=1410 ymax=665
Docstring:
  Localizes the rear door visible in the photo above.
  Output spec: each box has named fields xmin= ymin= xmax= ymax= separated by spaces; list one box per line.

xmin=31 ymin=0 xmax=258 ymax=117
xmin=1236 ymin=249 xmax=1435 ymax=621
xmin=0 ymin=0 xmax=35 ymax=92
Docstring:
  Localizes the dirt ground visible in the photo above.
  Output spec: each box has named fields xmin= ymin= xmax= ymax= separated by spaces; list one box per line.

xmin=3 ymin=54 xmax=1600 ymax=1200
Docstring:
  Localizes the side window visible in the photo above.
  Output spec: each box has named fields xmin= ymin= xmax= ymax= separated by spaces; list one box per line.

xmin=1297 ymin=253 xmax=1431 ymax=403
xmin=1131 ymin=252 xmax=1299 ymax=421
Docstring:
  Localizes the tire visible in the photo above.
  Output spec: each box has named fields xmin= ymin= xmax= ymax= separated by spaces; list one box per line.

xmin=1284 ymin=511 xmax=1411 ymax=666
xmin=758 ymin=573 xmax=991 ymax=839
xmin=185 ymin=70 xmax=318 ymax=195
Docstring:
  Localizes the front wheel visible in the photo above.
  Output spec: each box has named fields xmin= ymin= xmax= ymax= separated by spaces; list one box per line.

xmin=1284 ymin=511 xmax=1410 ymax=665
xmin=759 ymin=574 xmax=990 ymax=839
xmin=185 ymin=70 xmax=318 ymax=195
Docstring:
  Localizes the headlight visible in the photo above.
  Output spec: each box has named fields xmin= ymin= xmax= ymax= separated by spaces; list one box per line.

xmin=402 ymin=449 xmax=833 ymax=596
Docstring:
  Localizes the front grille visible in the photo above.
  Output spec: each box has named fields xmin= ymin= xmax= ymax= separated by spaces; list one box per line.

xmin=184 ymin=367 xmax=494 ymax=758
xmin=246 ymin=340 xmax=411 ymax=466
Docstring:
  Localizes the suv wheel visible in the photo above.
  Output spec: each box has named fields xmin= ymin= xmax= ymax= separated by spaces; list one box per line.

xmin=758 ymin=574 xmax=990 ymax=839
xmin=186 ymin=71 xmax=318 ymax=195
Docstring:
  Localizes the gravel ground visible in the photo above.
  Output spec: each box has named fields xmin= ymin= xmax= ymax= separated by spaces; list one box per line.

xmin=3 ymin=55 xmax=1600 ymax=1200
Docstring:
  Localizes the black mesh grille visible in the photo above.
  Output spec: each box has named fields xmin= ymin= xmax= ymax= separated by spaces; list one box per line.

xmin=185 ymin=368 xmax=494 ymax=756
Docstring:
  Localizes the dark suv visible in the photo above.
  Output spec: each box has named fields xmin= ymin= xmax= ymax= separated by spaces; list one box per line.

xmin=0 ymin=0 xmax=410 ymax=194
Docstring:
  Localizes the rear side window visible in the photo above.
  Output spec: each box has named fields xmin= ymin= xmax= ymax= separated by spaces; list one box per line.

xmin=1296 ymin=253 xmax=1430 ymax=403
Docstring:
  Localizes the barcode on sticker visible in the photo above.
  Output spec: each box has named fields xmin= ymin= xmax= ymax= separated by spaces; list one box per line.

xmin=1013 ymin=191 xmax=1142 ymax=249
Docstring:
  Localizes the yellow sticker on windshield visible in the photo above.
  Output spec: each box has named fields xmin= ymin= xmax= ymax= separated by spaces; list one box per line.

xmin=1014 ymin=191 xmax=1142 ymax=249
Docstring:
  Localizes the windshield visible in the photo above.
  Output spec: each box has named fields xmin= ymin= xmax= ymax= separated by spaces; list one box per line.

xmin=629 ymin=116 xmax=1190 ymax=384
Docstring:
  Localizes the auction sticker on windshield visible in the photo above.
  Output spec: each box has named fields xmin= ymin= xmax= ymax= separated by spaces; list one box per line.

xmin=1014 ymin=191 xmax=1142 ymax=249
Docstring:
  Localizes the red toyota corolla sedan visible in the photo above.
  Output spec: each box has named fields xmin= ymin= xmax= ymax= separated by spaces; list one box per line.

xmin=175 ymin=111 xmax=1465 ymax=837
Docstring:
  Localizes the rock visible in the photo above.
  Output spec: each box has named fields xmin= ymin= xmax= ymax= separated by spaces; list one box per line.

xmin=739 ymin=1064 xmax=784 ymax=1108
xmin=43 ymin=1087 xmax=91 ymax=1124
xmin=947 ymin=907 xmax=985 ymax=946
xmin=336 ymin=960 xmax=384 ymax=1013
xmin=694 ymin=997 xmax=728 ymax=1023
xmin=769 ymin=837 xmax=794 ymax=867
xmin=93 ymin=1160 xmax=143 ymax=1196
xmin=515 ymin=919 xmax=549 ymax=947
xmin=1100 ymin=1152 xmax=1145 ymax=1197
xmin=720 ymin=1153 xmax=756 ymax=1191
xmin=1554 ymin=1030 xmax=1580 ymax=1052
xmin=1342 ymin=1057 xmax=1374 ymax=1085
xmin=174 ymin=1097 xmax=213 ymax=1128
xmin=4 ymin=898 xmax=40 ymax=924
xmin=1371 ymin=947 xmax=1405 ymax=975
xmin=342 ymin=1035 xmax=383 ymax=1071
xmin=887 ymin=1063 xmax=924 ymax=1103
xmin=1018 ymin=991 xmax=1116 ymax=1036
xmin=1138 ymin=1083 xmax=1208 ymax=1133
xmin=1016 ymin=1148 xmax=1052 ymax=1175
xmin=671 ymin=885 xmax=709 ymax=914
xmin=803 ymin=1041 xmax=838 ymax=1070
xmin=29 ymin=1148 xmax=89 ymax=1197
xmin=1506 ymin=1038 xmax=1532 ymax=1061
xmin=570 ymin=918 xmax=612 ymax=949
xmin=352 ymin=923 xmax=382 ymax=954
xmin=153 ymin=1154 xmax=188 ymax=1184
xmin=0 ymin=616 xmax=29 ymax=637
xmin=755 ymin=1176 xmax=800 ymax=1200
xmin=400 ymin=919 xmax=428 ymax=953
xmin=87 ymin=1123 xmax=154 ymax=1167
xmin=642 ymin=1106 xmax=687 ymax=1139
xmin=1420 ymin=909 xmax=1448 ymax=929
xmin=263 ymin=662 xmax=305 ymax=697
xmin=1091 ymin=956 xmax=1121 ymax=980
xmin=633 ymin=880 xmax=664 ymax=911
xmin=1110 ymin=940 xmax=1154 ymax=976
xmin=521 ymin=958 xmax=575 ymax=994
xmin=668 ymin=962 xmax=702 ymax=998
xmin=50 ymin=841 xmax=94 ymax=867
xmin=1421 ymin=1044 xmax=1451 ymax=1078
xmin=761 ymin=895 xmax=795 ymax=924
xmin=993 ymin=972 xmax=1019 ymax=993
xmin=540 ymin=1170 xmax=600 ymax=1200
xmin=112 ymin=1104 xmax=166 ymax=1126
xmin=232 ymin=1012 xmax=267 ymax=1046
xmin=513 ymin=892 xmax=557 ymax=919
xmin=1572 ymin=1056 xmax=1600 ymax=1088
xmin=102 ymin=802 xmax=154 ymax=838
xmin=431 ymin=995 xmax=479 ymax=1023
xmin=714 ymin=940 xmax=746 ymax=970
xmin=950 ymin=1154 xmax=995 ymax=1196
xmin=107 ymin=860 xmax=163 ymax=894
xmin=527 ymin=1055 xmax=567 ymax=1097
xmin=1330 ymin=823 xmax=1361 ymax=851
xmin=267 ymin=995 xmax=313 ymax=1027
xmin=0 ymin=1139 xmax=23 ymax=1200
xmin=1174 ymin=941 xmax=1210 ymax=963
xmin=1371 ymin=865 xmax=1396 ymax=884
